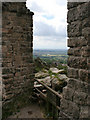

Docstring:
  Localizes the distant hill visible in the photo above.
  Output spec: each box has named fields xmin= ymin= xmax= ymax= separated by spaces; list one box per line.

xmin=33 ymin=49 xmax=67 ymax=57
xmin=33 ymin=49 xmax=68 ymax=73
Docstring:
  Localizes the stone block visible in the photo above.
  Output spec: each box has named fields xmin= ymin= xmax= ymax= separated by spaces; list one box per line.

xmin=2 ymin=67 xmax=13 ymax=74
xmin=63 ymin=86 xmax=74 ymax=101
xmin=73 ymin=91 xmax=88 ymax=105
xmin=82 ymin=17 xmax=90 ymax=28
xmin=79 ymin=69 xmax=89 ymax=83
xmin=3 ymin=94 xmax=14 ymax=101
xmin=68 ymin=21 xmax=82 ymax=37
xmin=80 ymin=106 xmax=90 ymax=118
xmin=3 ymin=78 xmax=13 ymax=85
xmin=68 ymin=47 xmax=81 ymax=56
xmin=67 ymin=78 xmax=88 ymax=93
xmin=60 ymin=98 xmax=69 ymax=113
xmin=67 ymin=67 xmax=79 ymax=79
xmin=87 ymin=35 xmax=90 ymax=46
xmin=82 ymin=27 xmax=90 ymax=37
xmin=87 ymin=96 xmax=90 ymax=105
xmin=68 ymin=56 xmax=87 ymax=69
xmin=68 ymin=101 xmax=79 ymax=118
xmin=67 ymin=2 xmax=90 ymax=23
xmin=67 ymin=2 xmax=83 ymax=9
xmin=81 ymin=46 xmax=90 ymax=57
xmin=87 ymin=58 xmax=90 ymax=70
xmin=60 ymin=98 xmax=79 ymax=118
xmin=68 ymin=48 xmax=73 ymax=55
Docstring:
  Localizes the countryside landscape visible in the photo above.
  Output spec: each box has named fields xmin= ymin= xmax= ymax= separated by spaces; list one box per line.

xmin=33 ymin=49 xmax=68 ymax=67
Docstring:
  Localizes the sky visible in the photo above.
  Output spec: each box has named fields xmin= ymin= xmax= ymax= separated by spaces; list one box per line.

xmin=26 ymin=0 xmax=67 ymax=50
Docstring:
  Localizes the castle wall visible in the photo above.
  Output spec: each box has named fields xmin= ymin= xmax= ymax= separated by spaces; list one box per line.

xmin=2 ymin=2 xmax=34 ymax=117
xmin=60 ymin=2 xmax=90 ymax=119
xmin=1 ymin=1 xmax=90 ymax=119
xmin=0 ymin=2 xmax=2 ymax=119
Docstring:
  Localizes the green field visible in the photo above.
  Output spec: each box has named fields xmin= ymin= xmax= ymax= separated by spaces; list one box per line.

xmin=33 ymin=49 xmax=68 ymax=65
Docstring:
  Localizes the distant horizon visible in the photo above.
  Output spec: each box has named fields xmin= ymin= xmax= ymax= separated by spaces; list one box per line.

xmin=33 ymin=48 xmax=68 ymax=50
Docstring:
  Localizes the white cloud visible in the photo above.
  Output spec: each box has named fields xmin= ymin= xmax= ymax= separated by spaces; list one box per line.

xmin=33 ymin=36 xmax=67 ymax=49
xmin=26 ymin=0 xmax=67 ymax=49
xmin=34 ymin=21 xmax=66 ymax=37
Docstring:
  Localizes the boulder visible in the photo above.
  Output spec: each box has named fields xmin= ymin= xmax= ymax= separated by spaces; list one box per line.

xmin=35 ymin=71 xmax=49 ymax=79
xmin=34 ymin=68 xmax=69 ymax=93
xmin=58 ymin=74 xmax=69 ymax=82
xmin=37 ymin=76 xmax=52 ymax=86
xmin=50 ymin=67 xmax=65 ymax=74
xmin=52 ymin=74 xmax=68 ymax=92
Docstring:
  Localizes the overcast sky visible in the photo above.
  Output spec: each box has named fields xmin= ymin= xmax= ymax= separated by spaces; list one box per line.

xmin=26 ymin=0 xmax=67 ymax=49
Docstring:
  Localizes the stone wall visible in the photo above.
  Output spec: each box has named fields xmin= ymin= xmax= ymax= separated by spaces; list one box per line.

xmin=60 ymin=2 xmax=90 ymax=119
xmin=2 ymin=2 xmax=34 ymax=118
xmin=0 ymin=2 xmax=2 ymax=119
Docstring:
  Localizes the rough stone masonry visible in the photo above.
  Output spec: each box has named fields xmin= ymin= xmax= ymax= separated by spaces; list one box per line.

xmin=1 ymin=1 xmax=90 ymax=119
xmin=59 ymin=2 xmax=90 ymax=119
xmin=2 ymin=2 xmax=34 ymax=118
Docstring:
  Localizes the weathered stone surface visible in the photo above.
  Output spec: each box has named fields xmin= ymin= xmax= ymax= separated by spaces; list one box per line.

xmin=0 ymin=101 xmax=2 ymax=119
xmin=68 ymin=45 xmax=90 ymax=57
xmin=87 ymin=96 xmax=90 ymax=105
xmin=60 ymin=98 xmax=79 ymax=118
xmin=67 ymin=67 xmax=79 ymax=79
xmin=37 ymin=76 xmax=52 ymax=86
xmin=68 ymin=56 xmax=87 ymax=69
xmin=67 ymin=21 xmax=82 ymax=37
xmin=50 ymin=67 xmax=65 ymax=74
xmin=67 ymin=2 xmax=90 ymax=23
xmin=63 ymin=86 xmax=74 ymax=101
xmin=68 ymin=48 xmax=81 ymax=56
xmin=52 ymin=74 xmax=68 ymax=91
xmin=81 ymin=46 xmax=90 ymax=57
xmin=80 ymin=106 xmax=90 ymax=118
xmin=73 ymin=91 xmax=88 ymax=105
xmin=67 ymin=2 xmax=83 ymax=9
xmin=79 ymin=69 xmax=89 ymax=83
xmin=1 ymin=1 xmax=90 ymax=119
xmin=2 ymin=2 xmax=34 ymax=118
xmin=35 ymin=71 xmax=49 ymax=78
xmin=60 ymin=98 xmax=69 ymax=114
xmin=82 ymin=17 xmax=90 ymax=28
xmin=87 ymin=58 xmax=90 ymax=69
xmin=67 ymin=79 xmax=88 ymax=93
xmin=61 ymin=2 xmax=90 ymax=119
xmin=87 ymin=35 xmax=90 ymax=46
xmin=82 ymin=27 xmax=90 ymax=37
xmin=68 ymin=37 xmax=87 ymax=47
xmin=35 ymin=68 xmax=68 ymax=92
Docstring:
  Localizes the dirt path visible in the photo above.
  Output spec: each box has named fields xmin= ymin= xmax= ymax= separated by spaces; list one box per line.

xmin=8 ymin=103 xmax=45 ymax=118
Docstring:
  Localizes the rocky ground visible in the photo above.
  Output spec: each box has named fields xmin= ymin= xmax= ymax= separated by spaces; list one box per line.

xmin=35 ymin=67 xmax=69 ymax=93
xmin=8 ymin=103 xmax=45 ymax=119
